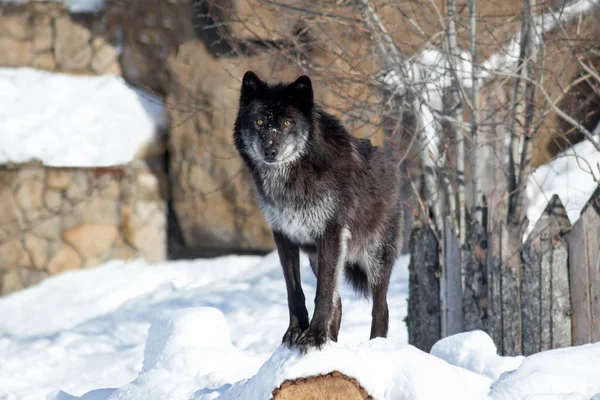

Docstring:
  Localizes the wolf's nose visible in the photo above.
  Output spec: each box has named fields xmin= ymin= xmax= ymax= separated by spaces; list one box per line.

xmin=264 ymin=148 xmax=277 ymax=161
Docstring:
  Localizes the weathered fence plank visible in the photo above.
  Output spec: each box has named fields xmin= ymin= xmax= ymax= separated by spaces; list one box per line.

xmin=408 ymin=186 xmax=599 ymax=355
xmin=500 ymin=223 xmax=522 ymax=356
xmin=442 ymin=220 xmax=463 ymax=337
xmin=588 ymin=188 xmax=600 ymax=343
xmin=463 ymin=218 xmax=488 ymax=332
xmin=521 ymin=195 xmax=571 ymax=355
xmin=568 ymin=186 xmax=600 ymax=345
xmin=487 ymin=221 xmax=523 ymax=356
xmin=539 ymin=233 xmax=552 ymax=351
xmin=521 ymin=228 xmax=541 ymax=354
xmin=568 ymin=213 xmax=590 ymax=345
xmin=407 ymin=226 xmax=441 ymax=352
xmin=551 ymin=241 xmax=571 ymax=349
xmin=486 ymin=222 xmax=503 ymax=353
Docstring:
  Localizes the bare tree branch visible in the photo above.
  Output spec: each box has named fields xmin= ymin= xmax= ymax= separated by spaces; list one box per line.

xmin=537 ymin=83 xmax=600 ymax=152
xmin=491 ymin=66 xmax=600 ymax=154
xmin=509 ymin=0 xmax=542 ymax=230
xmin=445 ymin=0 xmax=466 ymax=245
xmin=506 ymin=0 xmax=532 ymax=202
xmin=358 ymin=0 xmax=444 ymax=233
xmin=469 ymin=0 xmax=481 ymax=224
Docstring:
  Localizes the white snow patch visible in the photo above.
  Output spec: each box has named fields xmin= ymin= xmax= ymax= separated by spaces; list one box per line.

xmin=0 ymin=252 xmax=410 ymax=400
xmin=489 ymin=342 xmax=600 ymax=400
xmin=0 ymin=67 xmax=165 ymax=167
xmin=431 ymin=330 xmax=525 ymax=380
xmin=2 ymin=249 xmax=600 ymax=400
xmin=0 ymin=0 xmax=105 ymax=13
xmin=527 ymin=139 xmax=600 ymax=234
xmin=216 ymin=338 xmax=492 ymax=400
xmin=101 ymin=308 xmax=262 ymax=400
xmin=46 ymin=306 xmax=600 ymax=400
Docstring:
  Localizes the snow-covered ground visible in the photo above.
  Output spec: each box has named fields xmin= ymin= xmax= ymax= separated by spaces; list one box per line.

xmin=1 ymin=251 xmax=600 ymax=400
xmin=0 ymin=67 xmax=165 ymax=167
xmin=0 ymin=252 xmax=409 ymax=400
xmin=0 ymin=0 xmax=104 ymax=13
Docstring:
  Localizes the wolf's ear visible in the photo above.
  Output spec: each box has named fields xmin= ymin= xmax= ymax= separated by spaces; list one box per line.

xmin=240 ymin=71 xmax=265 ymax=102
xmin=289 ymin=75 xmax=313 ymax=107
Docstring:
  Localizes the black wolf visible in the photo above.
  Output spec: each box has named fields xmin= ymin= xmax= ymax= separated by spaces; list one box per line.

xmin=233 ymin=71 xmax=404 ymax=352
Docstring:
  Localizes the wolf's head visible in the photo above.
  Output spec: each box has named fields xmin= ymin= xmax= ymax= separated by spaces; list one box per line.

xmin=234 ymin=71 xmax=313 ymax=166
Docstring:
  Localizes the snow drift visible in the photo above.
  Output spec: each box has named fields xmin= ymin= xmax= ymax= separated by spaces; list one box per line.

xmin=0 ymin=253 xmax=409 ymax=399
xmin=47 ymin=305 xmax=600 ymax=400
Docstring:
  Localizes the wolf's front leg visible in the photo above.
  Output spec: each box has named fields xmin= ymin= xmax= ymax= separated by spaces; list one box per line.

xmin=298 ymin=224 xmax=350 ymax=353
xmin=273 ymin=231 xmax=309 ymax=348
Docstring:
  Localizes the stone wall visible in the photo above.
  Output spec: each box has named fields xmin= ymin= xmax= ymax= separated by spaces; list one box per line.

xmin=0 ymin=160 xmax=166 ymax=295
xmin=0 ymin=2 xmax=121 ymax=74
xmin=166 ymin=42 xmax=308 ymax=255
xmin=102 ymin=0 xmax=194 ymax=96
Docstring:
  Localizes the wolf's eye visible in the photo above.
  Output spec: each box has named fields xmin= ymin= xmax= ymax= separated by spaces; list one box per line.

xmin=256 ymin=119 xmax=264 ymax=126
xmin=283 ymin=120 xmax=291 ymax=127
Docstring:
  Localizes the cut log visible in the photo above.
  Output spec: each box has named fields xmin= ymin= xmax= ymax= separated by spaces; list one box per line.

xmin=271 ymin=371 xmax=372 ymax=400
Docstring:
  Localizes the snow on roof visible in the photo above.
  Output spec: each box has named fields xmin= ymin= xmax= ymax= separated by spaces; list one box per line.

xmin=0 ymin=0 xmax=105 ymax=13
xmin=0 ymin=67 xmax=166 ymax=167
xmin=527 ymin=139 xmax=600 ymax=235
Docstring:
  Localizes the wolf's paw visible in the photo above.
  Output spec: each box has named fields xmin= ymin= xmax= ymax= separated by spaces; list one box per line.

xmin=297 ymin=325 xmax=328 ymax=354
xmin=282 ymin=323 xmax=305 ymax=348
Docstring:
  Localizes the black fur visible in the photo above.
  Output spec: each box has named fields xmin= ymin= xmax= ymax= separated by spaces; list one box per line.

xmin=233 ymin=71 xmax=404 ymax=353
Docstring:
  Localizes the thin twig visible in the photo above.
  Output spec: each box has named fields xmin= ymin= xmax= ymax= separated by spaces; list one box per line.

xmin=446 ymin=0 xmax=466 ymax=245
xmin=469 ymin=0 xmax=481 ymax=224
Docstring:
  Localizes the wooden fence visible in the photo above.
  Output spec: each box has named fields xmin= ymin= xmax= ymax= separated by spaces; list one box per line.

xmin=407 ymin=186 xmax=600 ymax=356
